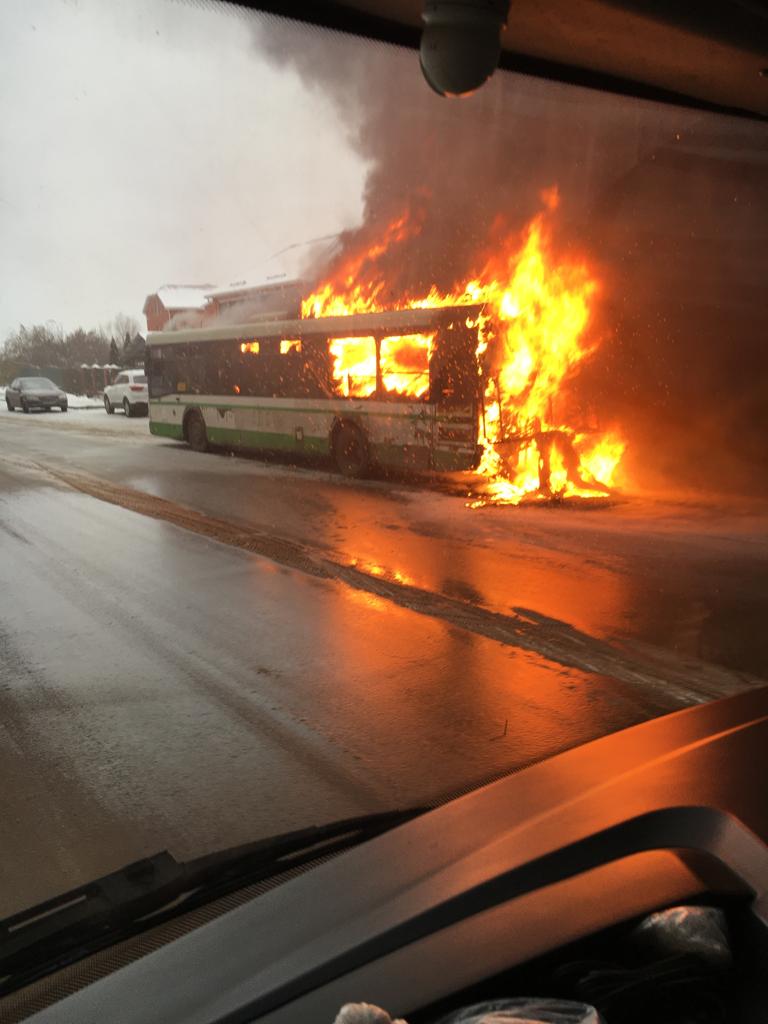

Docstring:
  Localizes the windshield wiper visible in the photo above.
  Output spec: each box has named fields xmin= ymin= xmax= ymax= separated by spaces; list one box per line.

xmin=0 ymin=807 xmax=423 ymax=997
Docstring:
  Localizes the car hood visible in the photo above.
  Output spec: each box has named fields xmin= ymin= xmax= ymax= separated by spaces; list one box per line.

xmin=23 ymin=389 xmax=63 ymax=397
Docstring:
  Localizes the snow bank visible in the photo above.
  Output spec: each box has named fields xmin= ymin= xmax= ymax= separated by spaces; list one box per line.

xmin=64 ymin=392 xmax=102 ymax=409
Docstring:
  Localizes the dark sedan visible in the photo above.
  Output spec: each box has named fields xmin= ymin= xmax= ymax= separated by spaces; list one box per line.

xmin=5 ymin=377 xmax=68 ymax=413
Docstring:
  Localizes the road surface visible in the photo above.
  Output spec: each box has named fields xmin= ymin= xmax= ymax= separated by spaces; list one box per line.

xmin=1 ymin=407 xmax=766 ymax=917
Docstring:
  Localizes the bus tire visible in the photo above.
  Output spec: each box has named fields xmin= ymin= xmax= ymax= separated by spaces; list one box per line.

xmin=332 ymin=421 xmax=369 ymax=478
xmin=184 ymin=409 xmax=209 ymax=452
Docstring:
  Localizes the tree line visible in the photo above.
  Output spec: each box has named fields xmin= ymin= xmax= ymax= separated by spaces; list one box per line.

xmin=0 ymin=314 xmax=144 ymax=377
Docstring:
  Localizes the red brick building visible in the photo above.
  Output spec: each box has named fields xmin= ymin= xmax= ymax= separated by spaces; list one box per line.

xmin=142 ymin=285 xmax=216 ymax=332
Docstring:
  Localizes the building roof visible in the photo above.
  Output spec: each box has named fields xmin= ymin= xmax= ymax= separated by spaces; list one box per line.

xmin=143 ymin=236 xmax=342 ymax=317
xmin=205 ymin=277 xmax=301 ymax=302
xmin=143 ymin=285 xmax=216 ymax=314
xmin=205 ymin=235 xmax=342 ymax=302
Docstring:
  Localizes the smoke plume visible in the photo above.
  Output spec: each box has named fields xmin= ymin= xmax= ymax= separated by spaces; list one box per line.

xmin=253 ymin=15 xmax=768 ymax=495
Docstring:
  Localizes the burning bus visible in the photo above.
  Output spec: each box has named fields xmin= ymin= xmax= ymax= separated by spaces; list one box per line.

xmin=146 ymin=304 xmax=484 ymax=477
xmin=146 ymin=195 xmax=625 ymax=502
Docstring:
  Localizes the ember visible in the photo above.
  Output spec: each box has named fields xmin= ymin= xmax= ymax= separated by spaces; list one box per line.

xmin=302 ymin=189 xmax=625 ymax=503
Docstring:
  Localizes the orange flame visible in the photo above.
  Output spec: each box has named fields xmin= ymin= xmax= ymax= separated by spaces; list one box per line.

xmin=303 ymin=188 xmax=625 ymax=503
xmin=302 ymin=210 xmax=425 ymax=320
xmin=329 ymin=336 xmax=377 ymax=398
xmin=328 ymin=332 xmax=434 ymax=399
xmin=380 ymin=333 xmax=433 ymax=398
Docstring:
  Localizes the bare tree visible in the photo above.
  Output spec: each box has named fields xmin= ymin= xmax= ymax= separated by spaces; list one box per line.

xmin=63 ymin=328 xmax=111 ymax=365
xmin=1 ymin=324 xmax=111 ymax=369
xmin=103 ymin=313 xmax=141 ymax=343
xmin=2 ymin=324 xmax=66 ymax=366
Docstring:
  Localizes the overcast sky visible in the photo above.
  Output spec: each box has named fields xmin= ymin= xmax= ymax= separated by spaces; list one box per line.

xmin=0 ymin=0 xmax=368 ymax=339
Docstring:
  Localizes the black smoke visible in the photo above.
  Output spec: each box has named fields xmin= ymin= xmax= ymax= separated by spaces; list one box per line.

xmin=254 ymin=15 xmax=768 ymax=495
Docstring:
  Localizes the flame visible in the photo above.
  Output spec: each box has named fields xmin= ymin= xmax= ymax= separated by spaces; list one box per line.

xmin=302 ymin=210 xmax=424 ymax=320
xmin=329 ymin=336 xmax=377 ymax=397
xmin=303 ymin=188 xmax=626 ymax=504
xmin=380 ymin=333 xmax=433 ymax=398
xmin=329 ymin=332 xmax=434 ymax=399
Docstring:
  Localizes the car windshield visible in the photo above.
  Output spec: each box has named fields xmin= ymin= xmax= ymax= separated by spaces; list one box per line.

xmin=0 ymin=0 xmax=766 ymax=942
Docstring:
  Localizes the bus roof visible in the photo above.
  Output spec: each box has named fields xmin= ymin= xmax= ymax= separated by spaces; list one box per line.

xmin=145 ymin=304 xmax=486 ymax=347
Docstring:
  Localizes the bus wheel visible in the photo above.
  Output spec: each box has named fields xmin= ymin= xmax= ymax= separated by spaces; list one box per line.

xmin=185 ymin=409 xmax=209 ymax=452
xmin=333 ymin=422 xmax=369 ymax=477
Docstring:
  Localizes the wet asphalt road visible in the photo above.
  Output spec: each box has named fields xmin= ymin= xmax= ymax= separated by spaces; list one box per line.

xmin=1 ymin=408 xmax=766 ymax=916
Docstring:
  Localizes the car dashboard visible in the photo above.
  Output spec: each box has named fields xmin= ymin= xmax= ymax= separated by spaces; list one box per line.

xmin=5 ymin=686 xmax=766 ymax=1024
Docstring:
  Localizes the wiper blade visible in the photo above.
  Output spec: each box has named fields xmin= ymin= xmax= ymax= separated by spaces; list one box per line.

xmin=0 ymin=807 xmax=423 ymax=997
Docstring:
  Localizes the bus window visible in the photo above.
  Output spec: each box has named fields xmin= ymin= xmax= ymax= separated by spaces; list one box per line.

xmin=273 ymin=340 xmax=305 ymax=397
xmin=185 ymin=342 xmax=232 ymax=395
xmin=148 ymin=345 xmax=181 ymax=398
xmin=279 ymin=339 xmax=301 ymax=354
xmin=329 ymin=336 xmax=376 ymax=398
xmin=302 ymin=338 xmax=335 ymax=398
xmin=379 ymin=334 xmax=432 ymax=400
xmin=238 ymin=338 xmax=280 ymax=397
xmin=175 ymin=344 xmax=190 ymax=392
xmin=271 ymin=338 xmax=335 ymax=399
xmin=186 ymin=343 xmax=211 ymax=394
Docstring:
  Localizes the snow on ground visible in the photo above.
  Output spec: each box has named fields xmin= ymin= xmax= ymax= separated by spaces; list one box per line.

xmin=64 ymin=392 xmax=103 ymax=409
xmin=0 ymin=402 xmax=149 ymax=434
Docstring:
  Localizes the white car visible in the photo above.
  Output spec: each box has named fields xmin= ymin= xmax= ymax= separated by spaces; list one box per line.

xmin=103 ymin=370 xmax=148 ymax=417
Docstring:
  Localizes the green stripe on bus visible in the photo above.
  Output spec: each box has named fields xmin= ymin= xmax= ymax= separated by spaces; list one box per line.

xmin=150 ymin=421 xmax=184 ymax=440
xmin=206 ymin=425 xmax=329 ymax=454
xmin=149 ymin=399 xmax=430 ymax=421
xmin=151 ymin=419 xmax=476 ymax=469
xmin=150 ymin=406 xmax=478 ymax=470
